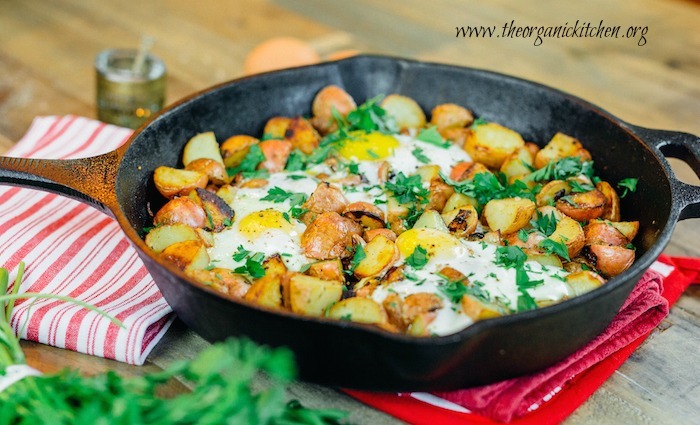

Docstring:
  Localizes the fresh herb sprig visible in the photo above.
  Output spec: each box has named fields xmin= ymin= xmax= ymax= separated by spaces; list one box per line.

xmin=618 ymin=178 xmax=638 ymax=198
xmin=441 ymin=171 xmax=538 ymax=211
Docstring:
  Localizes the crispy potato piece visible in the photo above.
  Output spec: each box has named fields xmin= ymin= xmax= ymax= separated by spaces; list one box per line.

xmin=380 ymin=94 xmax=426 ymax=131
xmin=415 ymin=164 xmax=440 ymax=182
xmin=288 ymin=274 xmax=343 ymax=316
xmin=461 ymin=295 xmax=504 ymax=321
xmin=311 ymin=85 xmax=357 ymax=134
xmin=584 ymin=221 xmax=629 ymax=246
xmin=186 ymin=268 xmax=250 ymax=298
xmin=284 ymin=117 xmax=320 ymax=155
xmin=153 ymin=166 xmax=208 ymax=199
xmin=354 ymin=235 xmax=399 ymax=278
xmin=301 ymin=212 xmax=363 ymax=259
xmin=328 ymin=297 xmax=386 ymax=325
xmin=556 ymin=189 xmax=607 ymax=222
xmin=430 ymin=103 xmax=474 ymax=132
xmin=412 ymin=209 xmax=449 ymax=232
xmin=463 ymin=122 xmax=525 ymax=169
xmin=185 ymin=158 xmax=229 ymax=185
xmin=145 ymin=223 xmax=200 ymax=253
xmin=364 ymin=228 xmax=397 ymax=243
xmin=215 ymin=184 xmax=237 ymax=205
xmin=386 ymin=196 xmax=409 ymax=235
xmin=343 ymin=201 xmax=386 ymax=230
xmin=607 ymin=220 xmax=639 ymax=241
xmin=220 ymin=135 xmax=259 ymax=168
xmin=402 ymin=293 xmax=443 ymax=327
xmin=525 ymin=251 xmax=564 ymax=268
xmin=441 ymin=205 xmax=479 ymax=237
xmin=534 ymin=132 xmax=592 ymax=169
xmin=566 ymin=270 xmax=605 ymax=296
xmin=154 ymin=197 xmax=207 ymax=228
xmin=536 ymin=180 xmax=571 ymax=207
xmin=449 ymin=161 xmax=491 ymax=182
xmin=524 ymin=142 xmax=540 ymax=157
xmin=382 ymin=293 xmax=405 ymax=331
xmin=596 ymin=181 xmax=621 ymax=221
xmin=442 ymin=127 xmax=470 ymax=147
xmin=395 ymin=228 xmax=462 ymax=259
xmin=588 ymin=244 xmax=635 ymax=277
xmin=306 ymin=259 xmax=345 ymax=283
xmin=301 ymin=182 xmax=348 ymax=224
xmin=258 ymin=139 xmax=292 ymax=173
xmin=482 ymin=198 xmax=536 ymax=235
xmin=427 ymin=177 xmax=455 ymax=212
xmin=442 ymin=192 xmax=478 ymax=214
xmin=160 ymin=239 xmax=209 ymax=272
xmin=549 ymin=215 xmax=585 ymax=258
xmin=243 ymin=255 xmax=288 ymax=309
xmin=195 ymin=228 xmax=214 ymax=247
xmin=263 ymin=117 xmax=292 ymax=140
xmin=189 ymin=188 xmax=234 ymax=232
xmin=504 ymin=230 xmax=546 ymax=250
xmin=500 ymin=146 xmax=535 ymax=184
xmin=182 ymin=132 xmax=225 ymax=168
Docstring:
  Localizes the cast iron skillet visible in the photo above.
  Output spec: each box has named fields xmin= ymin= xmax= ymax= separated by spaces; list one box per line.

xmin=1 ymin=56 xmax=699 ymax=391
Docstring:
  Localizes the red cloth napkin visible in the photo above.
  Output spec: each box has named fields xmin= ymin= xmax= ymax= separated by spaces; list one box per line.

xmin=1 ymin=116 xmax=173 ymax=365
xmin=346 ymin=255 xmax=700 ymax=424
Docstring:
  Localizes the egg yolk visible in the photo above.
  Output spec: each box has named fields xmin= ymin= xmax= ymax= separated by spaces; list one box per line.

xmin=238 ymin=210 xmax=294 ymax=239
xmin=395 ymin=228 xmax=464 ymax=259
xmin=336 ymin=131 xmax=399 ymax=161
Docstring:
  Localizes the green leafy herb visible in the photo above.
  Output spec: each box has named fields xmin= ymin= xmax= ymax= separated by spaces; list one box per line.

xmin=569 ymin=180 xmax=595 ymax=193
xmin=517 ymin=229 xmax=530 ymax=243
xmin=438 ymin=278 xmax=468 ymax=304
xmin=525 ymin=157 xmax=595 ymax=183
xmin=470 ymin=117 xmax=488 ymax=129
xmin=411 ymin=147 xmax=431 ymax=164
xmin=385 ymin=172 xmax=430 ymax=205
xmin=494 ymin=245 xmax=527 ymax=269
xmin=539 ymin=238 xmax=571 ymax=261
xmin=517 ymin=288 xmax=538 ymax=312
xmin=416 ymin=126 xmax=451 ymax=148
xmin=402 ymin=204 xmax=424 ymax=229
xmin=618 ymin=178 xmax=638 ymax=198
xmin=232 ymin=245 xmax=250 ymax=262
xmin=234 ymin=252 xmax=266 ymax=278
xmin=406 ymin=246 xmax=429 ymax=270
xmin=349 ymin=244 xmax=366 ymax=272
xmin=347 ymin=161 xmax=360 ymax=175
xmin=227 ymin=144 xmax=265 ymax=177
xmin=345 ymin=95 xmax=398 ymax=134
xmin=532 ymin=210 xmax=558 ymax=237
xmin=441 ymin=171 xmax=537 ymax=210
xmin=285 ymin=149 xmax=307 ymax=171
xmin=261 ymin=186 xmax=307 ymax=206
xmin=515 ymin=267 xmax=544 ymax=289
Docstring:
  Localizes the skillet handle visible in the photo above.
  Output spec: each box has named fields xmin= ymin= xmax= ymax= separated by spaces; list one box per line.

xmin=0 ymin=146 xmax=126 ymax=218
xmin=627 ymin=125 xmax=700 ymax=220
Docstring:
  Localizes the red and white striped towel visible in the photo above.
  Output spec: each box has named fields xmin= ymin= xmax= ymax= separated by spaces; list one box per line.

xmin=1 ymin=115 xmax=173 ymax=365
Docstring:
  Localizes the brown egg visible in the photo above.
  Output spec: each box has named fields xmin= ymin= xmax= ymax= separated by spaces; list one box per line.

xmin=244 ymin=37 xmax=320 ymax=75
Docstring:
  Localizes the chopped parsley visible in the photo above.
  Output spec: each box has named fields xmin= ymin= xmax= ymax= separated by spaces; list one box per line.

xmin=233 ymin=252 xmax=266 ymax=279
xmin=618 ymin=178 xmax=638 ymax=198
xmin=539 ymin=238 xmax=571 ymax=261
xmin=405 ymin=246 xmax=429 ymax=270
xmin=569 ymin=180 xmax=595 ymax=193
xmin=532 ymin=211 xmax=558 ymax=237
xmin=261 ymin=187 xmax=307 ymax=205
xmin=517 ymin=229 xmax=530 ymax=243
xmin=525 ymin=157 xmax=595 ymax=183
xmin=411 ymin=147 xmax=431 ymax=164
xmin=385 ymin=172 xmax=430 ymax=205
xmin=441 ymin=171 xmax=537 ymax=210
xmin=227 ymin=144 xmax=266 ymax=178
xmin=416 ymin=126 xmax=450 ymax=148
xmin=516 ymin=288 xmax=538 ymax=312
xmin=470 ymin=117 xmax=488 ymax=129
xmin=344 ymin=95 xmax=398 ymax=134
xmin=494 ymin=245 xmax=527 ymax=269
xmin=349 ymin=244 xmax=366 ymax=272
xmin=232 ymin=245 xmax=251 ymax=262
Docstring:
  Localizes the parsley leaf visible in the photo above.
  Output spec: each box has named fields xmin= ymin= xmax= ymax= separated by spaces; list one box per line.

xmin=406 ymin=246 xmax=429 ymax=270
xmin=234 ymin=252 xmax=266 ymax=278
xmin=515 ymin=267 xmax=544 ymax=289
xmin=525 ymin=157 xmax=595 ymax=183
xmin=411 ymin=147 xmax=431 ymax=164
xmin=569 ymin=180 xmax=595 ymax=193
xmin=470 ymin=117 xmax=488 ymax=129
xmin=385 ymin=172 xmax=430 ymax=205
xmin=517 ymin=288 xmax=538 ymax=312
xmin=232 ymin=245 xmax=250 ymax=262
xmin=531 ymin=211 xmax=558 ymax=237
xmin=416 ymin=126 xmax=450 ymax=148
xmin=227 ymin=144 xmax=265 ymax=177
xmin=494 ymin=245 xmax=527 ymax=269
xmin=618 ymin=178 xmax=638 ymax=198
xmin=345 ymin=95 xmax=398 ymax=134
xmin=261 ymin=187 xmax=308 ymax=208
xmin=539 ymin=238 xmax=571 ymax=261
xmin=349 ymin=244 xmax=366 ymax=272
xmin=517 ymin=229 xmax=530 ymax=243
xmin=440 ymin=171 xmax=537 ymax=210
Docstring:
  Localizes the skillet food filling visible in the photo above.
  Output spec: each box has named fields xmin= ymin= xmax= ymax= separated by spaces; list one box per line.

xmin=146 ymin=85 xmax=639 ymax=336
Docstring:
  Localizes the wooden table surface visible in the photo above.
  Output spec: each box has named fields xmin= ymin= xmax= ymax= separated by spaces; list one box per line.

xmin=1 ymin=0 xmax=699 ymax=423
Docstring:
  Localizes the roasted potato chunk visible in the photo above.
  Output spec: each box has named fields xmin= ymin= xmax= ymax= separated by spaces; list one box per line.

xmin=186 ymin=268 xmax=250 ymax=298
xmin=327 ymin=297 xmax=385 ymax=325
xmin=536 ymin=180 xmax=571 ymax=207
xmin=303 ymin=182 xmax=348 ymax=221
xmin=555 ymin=189 xmax=607 ymax=222
xmin=288 ymin=274 xmax=343 ymax=316
xmin=364 ymin=228 xmax=397 ymax=243
xmin=482 ymin=198 xmax=536 ymax=235
xmin=566 ymin=270 xmax=605 ymax=296
xmin=262 ymin=117 xmax=291 ymax=140
xmin=461 ymin=295 xmax=504 ymax=321
xmin=534 ymin=132 xmax=592 ymax=169
xmin=189 ymin=188 xmax=234 ymax=232
xmin=500 ymin=146 xmax=535 ymax=184
xmin=463 ymin=122 xmax=525 ymax=169
xmin=153 ymin=166 xmax=208 ymax=199
xmin=449 ymin=161 xmax=491 ymax=182
xmin=284 ymin=117 xmax=321 ymax=155
xmin=185 ymin=158 xmax=229 ymax=185
xmin=596 ymin=181 xmax=621 ymax=222
xmin=258 ymin=139 xmax=292 ymax=173
xmin=584 ymin=221 xmax=629 ymax=246
xmin=430 ymin=103 xmax=474 ymax=132
xmin=220 ymin=135 xmax=259 ymax=168
xmin=380 ymin=94 xmax=426 ymax=131
xmin=182 ymin=132 xmax=225 ymax=169
xmin=342 ymin=201 xmax=386 ymax=230
xmin=413 ymin=209 xmax=449 ymax=232
xmin=306 ymin=259 xmax=345 ymax=283
xmin=154 ymin=197 xmax=207 ymax=228
xmin=145 ymin=223 xmax=201 ymax=253
xmin=311 ymin=85 xmax=357 ymax=134
xmin=160 ymin=239 xmax=209 ymax=272
xmin=442 ymin=192 xmax=478 ymax=214
xmin=548 ymin=215 xmax=585 ymax=259
xmin=353 ymin=235 xmax=398 ymax=278
xmin=441 ymin=205 xmax=479 ymax=237
xmin=587 ymin=244 xmax=635 ymax=277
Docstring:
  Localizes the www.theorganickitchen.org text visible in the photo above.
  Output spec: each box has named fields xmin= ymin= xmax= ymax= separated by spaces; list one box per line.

xmin=456 ymin=20 xmax=648 ymax=46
